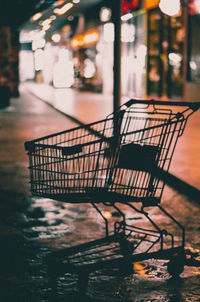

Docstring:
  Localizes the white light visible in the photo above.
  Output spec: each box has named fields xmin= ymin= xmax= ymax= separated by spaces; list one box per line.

xmin=52 ymin=33 xmax=60 ymax=43
xmin=72 ymin=0 xmax=80 ymax=3
xmin=20 ymin=30 xmax=44 ymax=43
xmin=194 ymin=0 xmax=200 ymax=13
xmin=103 ymin=22 xmax=114 ymax=42
xmin=159 ymin=0 xmax=180 ymax=16
xmin=136 ymin=45 xmax=147 ymax=69
xmin=169 ymin=52 xmax=182 ymax=64
xmin=54 ymin=2 xmax=74 ymax=15
xmin=53 ymin=49 xmax=74 ymax=88
xmin=137 ymin=45 xmax=147 ymax=57
xmin=68 ymin=15 xmax=74 ymax=21
xmin=31 ymin=12 xmax=43 ymax=22
xmin=100 ymin=7 xmax=112 ymax=22
xmin=41 ymin=18 xmax=52 ymax=27
xmin=50 ymin=15 xmax=56 ymax=20
xmin=121 ymin=24 xmax=135 ymax=42
xmin=19 ymin=50 xmax=35 ymax=81
xmin=32 ymin=38 xmax=45 ymax=51
xmin=34 ymin=49 xmax=45 ymax=71
xmin=83 ymin=59 xmax=96 ymax=78
xmin=190 ymin=61 xmax=197 ymax=70
xmin=121 ymin=13 xmax=133 ymax=21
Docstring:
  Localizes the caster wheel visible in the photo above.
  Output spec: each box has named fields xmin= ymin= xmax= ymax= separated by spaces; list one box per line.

xmin=167 ymin=252 xmax=186 ymax=278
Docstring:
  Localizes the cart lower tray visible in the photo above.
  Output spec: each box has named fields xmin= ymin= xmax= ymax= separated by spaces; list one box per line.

xmin=45 ymin=232 xmax=185 ymax=279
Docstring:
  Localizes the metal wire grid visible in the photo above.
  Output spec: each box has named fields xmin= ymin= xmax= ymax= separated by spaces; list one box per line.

xmin=26 ymin=118 xmax=114 ymax=201
xmin=45 ymin=203 xmax=181 ymax=275
xmin=25 ymin=100 xmax=196 ymax=204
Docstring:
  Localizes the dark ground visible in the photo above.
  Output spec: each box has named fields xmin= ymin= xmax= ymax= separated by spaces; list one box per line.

xmin=0 ymin=87 xmax=199 ymax=301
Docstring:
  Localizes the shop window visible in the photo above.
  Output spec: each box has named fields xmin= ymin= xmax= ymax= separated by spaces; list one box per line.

xmin=147 ymin=8 xmax=184 ymax=98
xmin=187 ymin=13 xmax=200 ymax=83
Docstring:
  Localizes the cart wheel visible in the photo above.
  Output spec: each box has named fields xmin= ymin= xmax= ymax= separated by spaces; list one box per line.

xmin=167 ymin=251 xmax=186 ymax=278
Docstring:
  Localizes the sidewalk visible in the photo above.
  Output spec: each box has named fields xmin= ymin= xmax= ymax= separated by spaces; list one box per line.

xmin=0 ymin=82 xmax=200 ymax=302
xmin=24 ymin=82 xmax=200 ymax=197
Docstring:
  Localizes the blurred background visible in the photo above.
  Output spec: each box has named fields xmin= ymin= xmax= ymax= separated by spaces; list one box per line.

xmin=0 ymin=0 xmax=200 ymax=102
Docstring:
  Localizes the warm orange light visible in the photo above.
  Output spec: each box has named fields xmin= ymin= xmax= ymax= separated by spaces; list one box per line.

xmin=70 ymin=35 xmax=84 ymax=49
xmin=53 ymin=0 xmax=66 ymax=6
xmin=70 ymin=39 xmax=79 ymax=48
xmin=133 ymin=262 xmax=150 ymax=277
xmin=144 ymin=0 xmax=159 ymax=10
xmin=83 ymin=30 xmax=99 ymax=46
xmin=70 ymin=30 xmax=99 ymax=49
xmin=40 ymin=18 xmax=52 ymax=31
xmin=54 ymin=2 xmax=74 ymax=15
xmin=102 ymin=211 xmax=112 ymax=219
xmin=31 ymin=12 xmax=43 ymax=22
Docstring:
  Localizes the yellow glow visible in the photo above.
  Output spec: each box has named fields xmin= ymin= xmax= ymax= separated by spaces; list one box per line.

xmin=42 ymin=24 xmax=51 ymax=31
xmin=40 ymin=19 xmax=52 ymax=31
xmin=83 ymin=30 xmax=99 ymax=45
xmin=102 ymin=211 xmax=112 ymax=219
xmin=70 ymin=35 xmax=84 ymax=49
xmin=41 ymin=18 xmax=52 ymax=27
xmin=70 ymin=30 xmax=99 ymax=49
xmin=54 ymin=0 xmax=66 ymax=6
xmin=70 ymin=39 xmax=79 ymax=48
xmin=54 ymin=2 xmax=74 ymax=15
xmin=133 ymin=262 xmax=150 ymax=277
xmin=62 ymin=25 xmax=70 ymax=32
xmin=145 ymin=0 xmax=159 ymax=10
xmin=31 ymin=12 xmax=43 ymax=22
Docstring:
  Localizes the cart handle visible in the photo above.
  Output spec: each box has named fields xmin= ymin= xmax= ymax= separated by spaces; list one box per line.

xmin=25 ymin=138 xmax=109 ymax=155
xmin=24 ymin=141 xmax=84 ymax=155
xmin=124 ymin=99 xmax=200 ymax=111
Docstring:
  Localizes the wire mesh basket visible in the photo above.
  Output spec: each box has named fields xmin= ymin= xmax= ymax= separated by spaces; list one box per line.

xmin=24 ymin=99 xmax=200 ymax=205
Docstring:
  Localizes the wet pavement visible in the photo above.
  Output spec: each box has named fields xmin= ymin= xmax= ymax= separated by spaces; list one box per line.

xmin=0 ymin=86 xmax=200 ymax=301
xmin=24 ymin=82 xmax=200 ymax=191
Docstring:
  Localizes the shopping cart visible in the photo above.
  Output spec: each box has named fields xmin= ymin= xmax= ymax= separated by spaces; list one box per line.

xmin=25 ymin=99 xmax=200 ymax=293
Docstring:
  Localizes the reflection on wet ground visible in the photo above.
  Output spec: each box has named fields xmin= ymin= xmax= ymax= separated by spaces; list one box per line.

xmin=0 ymin=189 xmax=199 ymax=301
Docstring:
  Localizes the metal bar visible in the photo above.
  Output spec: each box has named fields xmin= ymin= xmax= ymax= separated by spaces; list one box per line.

xmin=59 ymin=246 xmax=184 ymax=274
xmin=158 ymin=205 xmax=185 ymax=248
xmin=124 ymin=99 xmax=200 ymax=110
xmin=112 ymin=0 xmax=122 ymax=114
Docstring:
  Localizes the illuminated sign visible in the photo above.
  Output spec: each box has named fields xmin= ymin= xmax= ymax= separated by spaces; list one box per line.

xmin=189 ymin=0 xmax=200 ymax=15
xmin=70 ymin=30 xmax=99 ymax=49
xmin=122 ymin=0 xmax=141 ymax=14
xmin=144 ymin=0 xmax=159 ymax=10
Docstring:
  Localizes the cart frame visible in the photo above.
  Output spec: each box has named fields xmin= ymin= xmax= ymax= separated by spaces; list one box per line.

xmin=24 ymin=99 xmax=200 ymax=294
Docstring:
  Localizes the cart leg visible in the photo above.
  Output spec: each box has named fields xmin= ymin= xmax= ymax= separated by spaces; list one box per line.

xmin=119 ymin=258 xmax=134 ymax=276
xmin=167 ymin=249 xmax=186 ymax=278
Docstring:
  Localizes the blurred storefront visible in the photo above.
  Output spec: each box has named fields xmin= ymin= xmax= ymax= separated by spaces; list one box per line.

xmin=185 ymin=0 xmax=200 ymax=100
xmin=0 ymin=26 xmax=19 ymax=97
xmin=18 ymin=0 xmax=200 ymax=101
xmin=146 ymin=1 xmax=185 ymax=98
